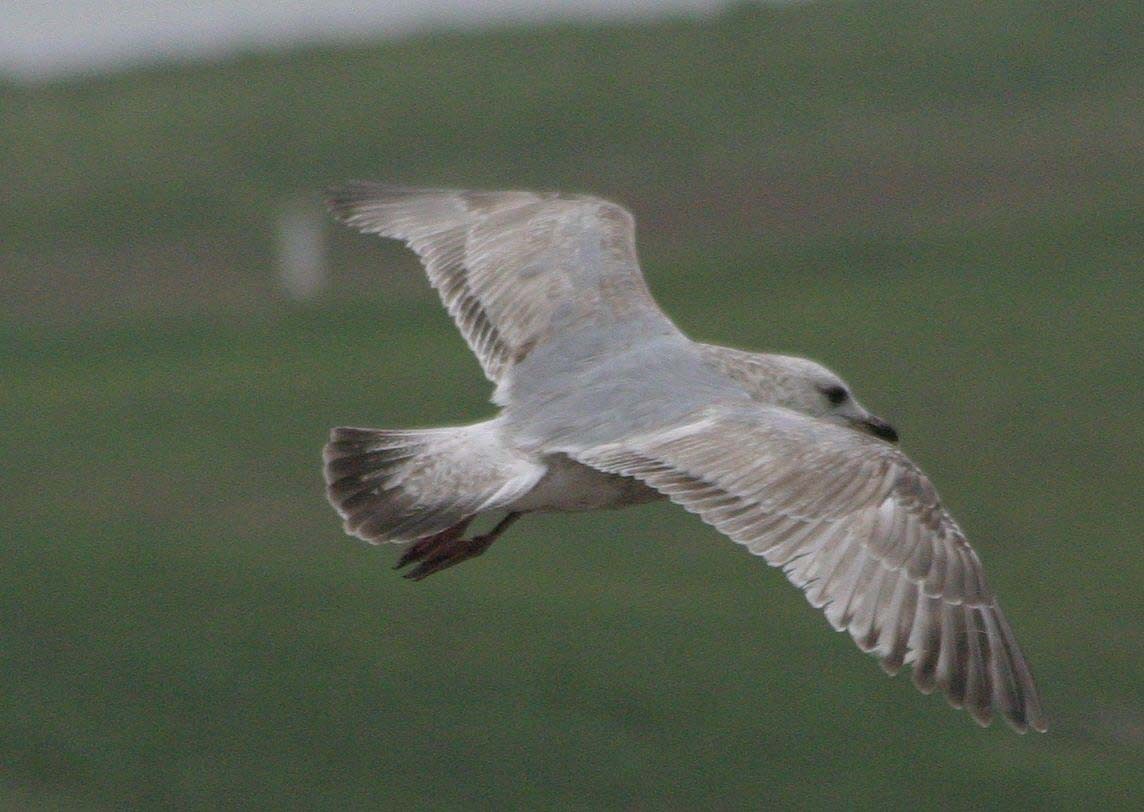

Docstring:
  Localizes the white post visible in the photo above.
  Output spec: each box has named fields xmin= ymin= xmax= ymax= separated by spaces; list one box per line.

xmin=276 ymin=195 xmax=327 ymax=301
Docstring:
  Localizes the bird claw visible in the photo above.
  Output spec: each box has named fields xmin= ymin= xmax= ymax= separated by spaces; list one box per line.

xmin=395 ymin=512 xmax=521 ymax=580
xmin=394 ymin=519 xmax=472 ymax=572
xmin=399 ymin=533 xmax=497 ymax=580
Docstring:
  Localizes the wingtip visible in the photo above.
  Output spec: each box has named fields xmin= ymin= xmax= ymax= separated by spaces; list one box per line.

xmin=323 ymin=180 xmax=380 ymax=220
xmin=987 ymin=690 xmax=1048 ymax=734
xmin=1019 ymin=704 xmax=1049 ymax=734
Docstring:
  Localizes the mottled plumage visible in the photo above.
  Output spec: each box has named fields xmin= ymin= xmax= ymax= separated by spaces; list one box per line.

xmin=322 ymin=183 xmax=1047 ymax=733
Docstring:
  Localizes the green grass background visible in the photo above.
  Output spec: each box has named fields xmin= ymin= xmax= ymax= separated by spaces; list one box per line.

xmin=2 ymin=1 xmax=1141 ymax=807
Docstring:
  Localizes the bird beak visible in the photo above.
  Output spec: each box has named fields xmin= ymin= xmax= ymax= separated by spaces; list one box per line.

xmin=860 ymin=415 xmax=899 ymax=443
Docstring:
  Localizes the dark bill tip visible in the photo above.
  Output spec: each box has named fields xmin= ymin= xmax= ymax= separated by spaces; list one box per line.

xmin=863 ymin=416 xmax=899 ymax=443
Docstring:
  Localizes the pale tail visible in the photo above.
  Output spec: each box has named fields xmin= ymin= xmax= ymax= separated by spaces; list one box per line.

xmin=323 ymin=422 xmax=544 ymax=544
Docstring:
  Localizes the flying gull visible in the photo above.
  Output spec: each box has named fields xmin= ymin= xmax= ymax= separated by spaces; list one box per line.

xmin=322 ymin=183 xmax=1047 ymax=733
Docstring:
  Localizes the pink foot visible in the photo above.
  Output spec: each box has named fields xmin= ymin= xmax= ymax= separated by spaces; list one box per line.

xmin=394 ymin=512 xmax=522 ymax=581
xmin=400 ymin=532 xmax=499 ymax=581
xmin=393 ymin=519 xmax=472 ymax=572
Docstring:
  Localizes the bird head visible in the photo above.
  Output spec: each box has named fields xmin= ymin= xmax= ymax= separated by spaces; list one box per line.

xmin=744 ymin=353 xmax=899 ymax=443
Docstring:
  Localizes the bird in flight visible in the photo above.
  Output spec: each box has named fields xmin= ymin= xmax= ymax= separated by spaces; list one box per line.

xmin=322 ymin=183 xmax=1047 ymax=733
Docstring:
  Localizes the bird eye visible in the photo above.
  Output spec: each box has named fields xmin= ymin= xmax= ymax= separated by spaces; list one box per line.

xmin=822 ymin=385 xmax=849 ymax=405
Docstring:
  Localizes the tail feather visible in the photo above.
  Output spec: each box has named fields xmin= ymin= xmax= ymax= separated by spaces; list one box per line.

xmin=323 ymin=422 xmax=543 ymax=544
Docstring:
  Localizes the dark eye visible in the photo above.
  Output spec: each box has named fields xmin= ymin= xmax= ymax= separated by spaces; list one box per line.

xmin=822 ymin=385 xmax=849 ymax=405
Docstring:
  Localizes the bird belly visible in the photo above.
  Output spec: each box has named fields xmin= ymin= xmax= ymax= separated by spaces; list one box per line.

xmin=508 ymin=454 xmax=662 ymax=512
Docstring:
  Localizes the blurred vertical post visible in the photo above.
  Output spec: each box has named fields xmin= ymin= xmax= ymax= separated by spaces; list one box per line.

xmin=276 ymin=195 xmax=327 ymax=301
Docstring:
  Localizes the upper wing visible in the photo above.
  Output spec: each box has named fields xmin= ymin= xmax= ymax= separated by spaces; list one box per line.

xmin=572 ymin=404 xmax=1047 ymax=733
xmin=327 ymin=183 xmax=677 ymax=386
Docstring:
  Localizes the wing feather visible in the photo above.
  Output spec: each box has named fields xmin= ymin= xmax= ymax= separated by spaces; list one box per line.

xmin=327 ymin=183 xmax=675 ymax=386
xmin=573 ymin=404 xmax=1046 ymax=732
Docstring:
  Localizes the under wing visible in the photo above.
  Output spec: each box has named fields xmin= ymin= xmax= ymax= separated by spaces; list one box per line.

xmin=572 ymin=403 xmax=1047 ymax=732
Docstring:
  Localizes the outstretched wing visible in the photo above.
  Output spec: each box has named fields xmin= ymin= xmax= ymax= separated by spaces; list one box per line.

xmin=327 ymin=183 xmax=677 ymax=386
xmin=572 ymin=404 xmax=1047 ymax=733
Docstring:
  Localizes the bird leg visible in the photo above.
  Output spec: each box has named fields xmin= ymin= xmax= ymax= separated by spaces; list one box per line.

xmin=394 ymin=517 xmax=473 ymax=571
xmin=396 ymin=512 xmax=522 ymax=581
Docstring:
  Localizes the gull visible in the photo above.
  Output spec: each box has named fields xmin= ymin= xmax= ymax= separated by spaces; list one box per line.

xmin=322 ymin=183 xmax=1047 ymax=733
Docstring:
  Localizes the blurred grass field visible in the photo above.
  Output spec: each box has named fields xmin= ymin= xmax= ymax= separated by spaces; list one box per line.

xmin=2 ymin=1 xmax=1141 ymax=808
